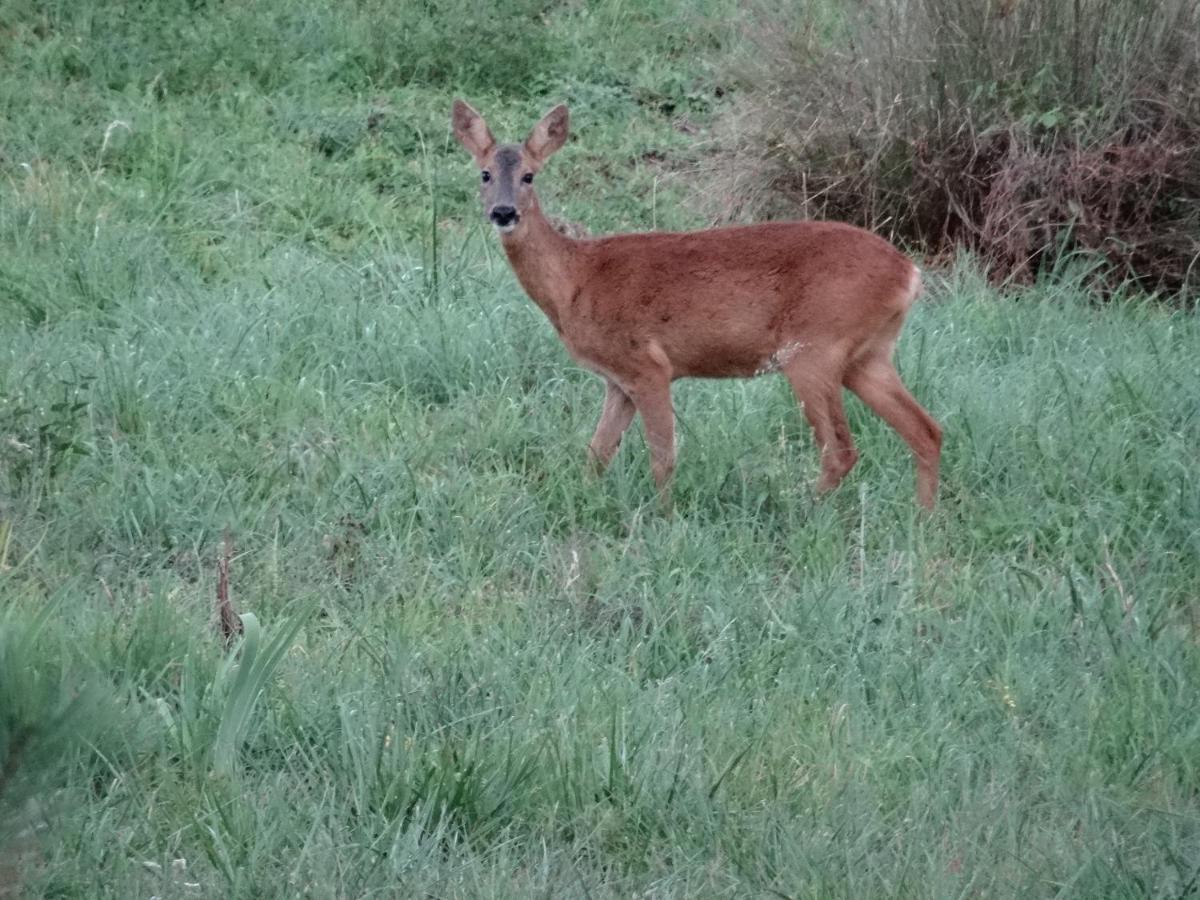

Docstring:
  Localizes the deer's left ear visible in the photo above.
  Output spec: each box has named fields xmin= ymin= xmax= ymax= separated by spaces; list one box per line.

xmin=525 ymin=104 xmax=569 ymax=165
xmin=452 ymin=99 xmax=495 ymax=164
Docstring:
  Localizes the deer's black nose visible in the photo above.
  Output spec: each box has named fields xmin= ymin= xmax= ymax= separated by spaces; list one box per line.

xmin=490 ymin=205 xmax=518 ymax=227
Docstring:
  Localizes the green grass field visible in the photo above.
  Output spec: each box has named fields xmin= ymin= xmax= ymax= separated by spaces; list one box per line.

xmin=2 ymin=2 xmax=1199 ymax=897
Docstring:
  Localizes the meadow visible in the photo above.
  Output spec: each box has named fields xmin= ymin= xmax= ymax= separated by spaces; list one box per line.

xmin=2 ymin=1 xmax=1199 ymax=897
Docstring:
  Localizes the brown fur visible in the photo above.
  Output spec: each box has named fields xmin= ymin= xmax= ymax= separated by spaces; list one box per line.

xmin=452 ymin=100 xmax=942 ymax=509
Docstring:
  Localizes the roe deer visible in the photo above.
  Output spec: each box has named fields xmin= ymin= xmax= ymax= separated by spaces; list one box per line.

xmin=451 ymin=100 xmax=942 ymax=509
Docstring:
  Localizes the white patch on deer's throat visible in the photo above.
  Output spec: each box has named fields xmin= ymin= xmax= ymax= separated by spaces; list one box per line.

xmin=756 ymin=340 xmax=807 ymax=376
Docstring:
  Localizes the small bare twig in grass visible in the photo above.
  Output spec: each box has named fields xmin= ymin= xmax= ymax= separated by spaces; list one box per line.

xmin=1100 ymin=538 xmax=1138 ymax=633
xmin=216 ymin=530 xmax=242 ymax=645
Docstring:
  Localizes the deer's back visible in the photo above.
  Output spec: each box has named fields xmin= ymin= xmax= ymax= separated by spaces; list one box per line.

xmin=567 ymin=220 xmax=917 ymax=379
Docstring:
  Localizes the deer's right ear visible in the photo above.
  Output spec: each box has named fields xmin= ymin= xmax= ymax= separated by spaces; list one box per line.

xmin=451 ymin=99 xmax=495 ymax=164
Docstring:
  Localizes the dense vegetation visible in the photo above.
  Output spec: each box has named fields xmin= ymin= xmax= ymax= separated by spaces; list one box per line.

xmin=720 ymin=0 xmax=1200 ymax=295
xmin=2 ymin=1 xmax=1198 ymax=896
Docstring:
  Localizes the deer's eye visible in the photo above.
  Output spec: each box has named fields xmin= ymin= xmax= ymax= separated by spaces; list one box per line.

xmin=522 ymin=172 xmax=534 ymax=184
xmin=481 ymin=171 xmax=491 ymax=183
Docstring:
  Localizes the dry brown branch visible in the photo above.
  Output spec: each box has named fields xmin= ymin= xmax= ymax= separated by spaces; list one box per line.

xmin=216 ymin=530 xmax=242 ymax=644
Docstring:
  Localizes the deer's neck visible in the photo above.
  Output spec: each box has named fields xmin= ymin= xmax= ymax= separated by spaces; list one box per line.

xmin=500 ymin=198 xmax=579 ymax=332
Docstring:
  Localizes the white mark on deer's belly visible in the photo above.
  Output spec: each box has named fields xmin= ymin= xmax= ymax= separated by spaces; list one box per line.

xmin=755 ymin=340 xmax=806 ymax=375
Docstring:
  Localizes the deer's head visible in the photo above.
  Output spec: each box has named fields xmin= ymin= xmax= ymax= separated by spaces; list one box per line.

xmin=451 ymin=100 xmax=569 ymax=235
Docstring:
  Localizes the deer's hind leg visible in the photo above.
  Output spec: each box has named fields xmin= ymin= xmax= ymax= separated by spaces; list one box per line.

xmin=844 ymin=354 xmax=942 ymax=509
xmin=783 ymin=353 xmax=858 ymax=495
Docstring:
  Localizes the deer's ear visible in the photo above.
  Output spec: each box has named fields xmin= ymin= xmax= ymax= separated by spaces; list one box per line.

xmin=525 ymin=104 xmax=569 ymax=165
xmin=451 ymin=99 xmax=495 ymax=163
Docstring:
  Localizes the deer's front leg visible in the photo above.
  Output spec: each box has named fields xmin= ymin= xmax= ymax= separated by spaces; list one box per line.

xmin=628 ymin=380 xmax=676 ymax=512
xmin=587 ymin=378 xmax=636 ymax=473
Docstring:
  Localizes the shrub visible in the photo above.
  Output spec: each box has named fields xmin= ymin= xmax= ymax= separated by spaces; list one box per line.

xmin=716 ymin=0 xmax=1200 ymax=296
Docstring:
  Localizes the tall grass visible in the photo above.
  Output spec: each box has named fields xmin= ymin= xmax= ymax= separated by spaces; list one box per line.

xmin=718 ymin=0 xmax=1200 ymax=294
xmin=3 ymin=234 xmax=1199 ymax=895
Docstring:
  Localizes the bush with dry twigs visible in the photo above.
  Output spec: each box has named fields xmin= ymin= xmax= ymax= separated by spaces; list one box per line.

xmin=716 ymin=0 xmax=1200 ymax=296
